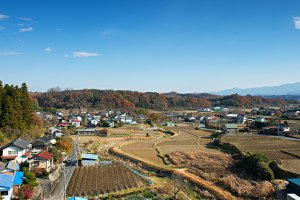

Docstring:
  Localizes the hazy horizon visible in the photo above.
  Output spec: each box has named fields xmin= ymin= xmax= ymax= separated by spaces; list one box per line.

xmin=1 ymin=0 xmax=300 ymax=93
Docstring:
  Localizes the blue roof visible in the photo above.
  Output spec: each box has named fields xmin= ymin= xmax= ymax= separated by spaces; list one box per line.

xmin=0 ymin=174 xmax=14 ymax=189
xmin=14 ymin=171 xmax=24 ymax=185
xmin=68 ymin=197 xmax=88 ymax=200
xmin=81 ymin=153 xmax=98 ymax=160
xmin=288 ymin=178 xmax=300 ymax=186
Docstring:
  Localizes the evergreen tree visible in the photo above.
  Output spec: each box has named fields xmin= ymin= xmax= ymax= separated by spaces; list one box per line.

xmin=20 ymin=83 xmax=33 ymax=128
xmin=0 ymin=81 xmax=3 ymax=122
xmin=0 ymin=81 xmax=34 ymax=130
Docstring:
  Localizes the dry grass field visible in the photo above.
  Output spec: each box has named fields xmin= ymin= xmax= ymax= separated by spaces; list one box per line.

xmin=168 ymin=151 xmax=275 ymax=199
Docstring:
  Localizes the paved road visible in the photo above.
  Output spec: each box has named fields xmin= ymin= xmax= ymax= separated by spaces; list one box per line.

xmin=47 ymin=142 xmax=77 ymax=200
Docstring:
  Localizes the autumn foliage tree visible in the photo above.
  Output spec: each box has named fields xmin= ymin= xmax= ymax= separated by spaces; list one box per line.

xmin=33 ymin=89 xmax=289 ymax=111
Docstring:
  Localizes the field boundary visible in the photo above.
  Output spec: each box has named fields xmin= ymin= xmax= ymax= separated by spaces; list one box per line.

xmin=174 ymin=170 xmax=238 ymax=200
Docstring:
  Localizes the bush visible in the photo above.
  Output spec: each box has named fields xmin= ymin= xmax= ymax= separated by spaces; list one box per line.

xmin=238 ymin=152 xmax=274 ymax=181
xmin=21 ymin=185 xmax=34 ymax=199
xmin=23 ymin=168 xmax=38 ymax=187
xmin=99 ymin=129 xmax=109 ymax=135
xmin=31 ymin=168 xmax=44 ymax=177
xmin=194 ymin=127 xmax=200 ymax=130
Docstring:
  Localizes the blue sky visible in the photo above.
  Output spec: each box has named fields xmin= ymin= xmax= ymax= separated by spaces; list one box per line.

xmin=0 ymin=0 xmax=300 ymax=93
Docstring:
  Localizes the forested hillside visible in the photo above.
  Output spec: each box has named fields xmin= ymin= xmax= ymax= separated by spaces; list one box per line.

xmin=0 ymin=81 xmax=43 ymax=144
xmin=33 ymin=89 xmax=290 ymax=110
xmin=0 ymin=82 xmax=34 ymax=130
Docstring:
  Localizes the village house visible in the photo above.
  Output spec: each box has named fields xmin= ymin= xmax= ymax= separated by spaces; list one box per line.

xmin=0 ymin=173 xmax=14 ymax=200
xmin=72 ymin=119 xmax=81 ymax=127
xmin=31 ymin=134 xmax=57 ymax=154
xmin=29 ymin=151 xmax=54 ymax=172
xmin=0 ymin=161 xmax=24 ymax=200
xmin=103 ymin=121 xmax=115 ymax=128
xmin=0 ymin=138 xmax=31 ymax=164
xmin=223 ymin=124 xmax=239 ymax=134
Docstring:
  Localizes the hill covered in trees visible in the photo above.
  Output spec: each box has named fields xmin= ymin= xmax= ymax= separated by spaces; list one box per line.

xmin=33 ymin=89 xmax=291 ymax=110
xmin=0 ymin=81 xmax=43 ymax=144
xmin=0 ymin=82 xmax=34 ymax=130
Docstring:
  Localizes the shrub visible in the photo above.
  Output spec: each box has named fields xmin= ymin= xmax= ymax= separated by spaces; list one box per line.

xmin=99 ymin=129 xmax=109 ymax=135
xmin=31 ymin=168 xmax=44 ymax=177
xmin=238 ymin=152 xmax=274 ymax=181
xmin=21 ymin=185 xmax=33 ymax=199
xmin=23 ymin=168 xmax=38 ymax=187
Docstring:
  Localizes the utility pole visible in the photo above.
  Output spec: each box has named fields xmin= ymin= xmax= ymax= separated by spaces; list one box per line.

xmin=63 ymin=163 xmax=66 ymax=200
xmin=277 ymin=121 xmax=280 ymax=139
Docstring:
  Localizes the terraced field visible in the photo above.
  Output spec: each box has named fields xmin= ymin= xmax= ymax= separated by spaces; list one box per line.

xmin=221 ymin=134 xmax=300 ymax=174
xmin=119 ymin=124 xmax=218 ymax=169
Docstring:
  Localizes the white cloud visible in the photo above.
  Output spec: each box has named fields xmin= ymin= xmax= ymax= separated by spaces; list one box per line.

xmin=72 ymin=51 xmax=99 ymax=58
xmin=101 ymin=28 xmax=114 ymax=35
xmin=0 ymin=14 xmax=9 ymax=20
xmin=0 ymin=51 xmax=22 ymax=56
xmin=294 ymin=17 xmax=300 ymax=30
xmin=44 ymin=47 xmax=53 ymax=53
xmin=19 ymin=27 xmax=34 ymax=32
xmin=19 ymin=17 xmax=33 ymax=21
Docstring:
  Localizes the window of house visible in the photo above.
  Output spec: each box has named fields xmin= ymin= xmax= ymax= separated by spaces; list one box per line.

xmin=8 ymin=150 xmax=18 ymax=155
xmin=1 ymin=191 xmax=9 ymax=196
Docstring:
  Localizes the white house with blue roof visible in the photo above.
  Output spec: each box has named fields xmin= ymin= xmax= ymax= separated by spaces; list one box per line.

xmin=0 ymin=174 xmax=14 ymax=200
xmin=0 ymin=161 xmax=24 ymax=200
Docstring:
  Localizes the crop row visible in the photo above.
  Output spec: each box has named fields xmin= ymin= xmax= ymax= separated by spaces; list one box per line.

xmin=67 ymin=164 xmax=147 ymax=197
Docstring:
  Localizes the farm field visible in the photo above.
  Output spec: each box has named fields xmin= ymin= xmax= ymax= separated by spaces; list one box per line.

xmin=71 ymin=125 xmax=164 ymax=145
xmin=221 ymin=134 xmax=300 ymax=174
xmin=67 ymin=164 xmax=148 ymax=197
xmin=221 ymin=135 xmax=300 ymax=153
xmin=119 ymin=123 xmax=217 ymax=169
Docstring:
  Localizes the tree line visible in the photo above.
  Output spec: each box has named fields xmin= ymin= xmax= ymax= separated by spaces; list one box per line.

xmin=33 ymin=89 xmax=291 ymax=110
xmin=0 ymin=81 xmax=34 ymax=130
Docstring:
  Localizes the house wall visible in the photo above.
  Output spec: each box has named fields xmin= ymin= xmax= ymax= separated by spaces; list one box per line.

xmin=72 ymin=122 xmax=80 ymax=127
xmin=0 ymin=187 xmax=13 ymax=200
xmin=2 ymin=146 xmax=28 ymax=163
xmin=30 ymin=159 xmax=52 ymax=172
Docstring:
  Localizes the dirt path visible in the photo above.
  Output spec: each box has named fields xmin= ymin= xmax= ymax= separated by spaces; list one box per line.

xmin=174 ymin=169 xmax=238 ymax=200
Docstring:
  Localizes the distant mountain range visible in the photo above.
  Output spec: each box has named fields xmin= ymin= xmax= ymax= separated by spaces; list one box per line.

xmin=213 ymin=82 xmax=300 ymax=96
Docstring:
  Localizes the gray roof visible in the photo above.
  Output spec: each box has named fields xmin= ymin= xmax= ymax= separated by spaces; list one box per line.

xmin=40 ymin=134 xmax=55 ymax=143
xmin=6 ymin=161 xmax=18 ymax=171
xmin=77 ymin=128 xmax=96 ymax=132
xmin=12 ymin=138 xmax=30 ymax=149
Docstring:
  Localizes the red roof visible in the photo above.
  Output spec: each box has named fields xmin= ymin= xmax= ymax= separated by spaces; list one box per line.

xmin=56 ymin=122 xmax=69 ymax=127
xmin=1 ymin=155 xmax=18 ymax=159
xmin=72 ymin=119 xmax=80 ymax=122
xmin=37 ymin=152 xmax=53 ymax=160
xmin=23 ymin=151 xmax=31 ymax=157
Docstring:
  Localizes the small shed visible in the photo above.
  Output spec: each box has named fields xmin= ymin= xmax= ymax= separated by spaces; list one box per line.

xmin=81 ymin=153 xmax=98 ymax=166
xmin=76 ymin=128 xmax=97 ymax=135
xmin=223 ymin=124 xmax=239 ymax=134
xmin=287 ymin=178 xmax=300 ymax=197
